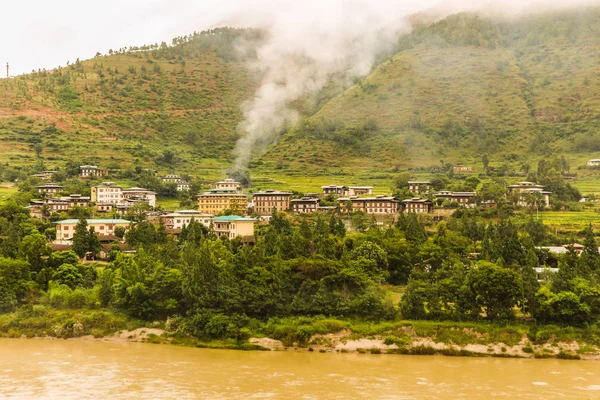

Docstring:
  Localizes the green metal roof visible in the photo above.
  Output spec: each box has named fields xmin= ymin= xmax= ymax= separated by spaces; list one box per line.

xmin=210 ymin=216 xmax=255 ymax=222
xmin=53 ymin=219 xmax=131 ymax=224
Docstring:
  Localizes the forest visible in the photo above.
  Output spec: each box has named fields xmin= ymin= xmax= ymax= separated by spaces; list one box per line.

xmin=1 ymin=198 xmax=600 ymax=346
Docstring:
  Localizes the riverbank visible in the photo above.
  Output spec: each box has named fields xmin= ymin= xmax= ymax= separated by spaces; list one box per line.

xmin=2 ymin=306 xmax=600 ymax=360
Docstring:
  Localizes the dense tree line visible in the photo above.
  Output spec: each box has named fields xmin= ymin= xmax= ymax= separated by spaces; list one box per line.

xmin=1 ymin=200 xmax=600 ymax=341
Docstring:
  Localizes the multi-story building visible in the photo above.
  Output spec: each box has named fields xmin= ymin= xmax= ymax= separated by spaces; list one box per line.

xmin=507 ymin=181 xmax=551 ymax=208
xmin=30 ymin=194 xmax=91 ymax=215
xmin=91 ymin=182 xmax=123 ymax=204
xmin=197 ymin=189 xmax=248 ymax=215
xmin=402 ymin=198 xmax=433 ymax=213
xmin=79 ymin=165 xmax=109 ymax=178
xmin=215 ymin=178 xmax=242 ymax=193
xmin=36 ymin=184 xmax=64 ymax=197
xmin=322 ymin=185 xmax=347 ymax=196
xmin=210 ymin=216 xmax=256 ymax=241
xmin=434 ymin=191 xmax=476 ymax=207
xmin=347 ymin=186 xmax=373 ymax=196
xmin=31 ymin=170 xmax=58 ymax=181
xmin=162 ymin=174 xmax=190 ymax=191
xmin=54 ymin=219 xmax=131 ymax=241
xmin=338 ymin=195 xmax=400 ymax=215
xmin=408 ymin=181 xmax=431 ymax=195
xmin=160 ymin=210 xmax=212 ymax=230
xmin=291 ymin=197 xmax=320 ymax=214
xmin=252 ymin=190 xmax=293 ymax=215
xmin=122 ymin=187 xmax=157 ymax=207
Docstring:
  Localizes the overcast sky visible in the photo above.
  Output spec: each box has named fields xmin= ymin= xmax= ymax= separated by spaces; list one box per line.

xmin=1 ymin=0 xmax=598 ymax=76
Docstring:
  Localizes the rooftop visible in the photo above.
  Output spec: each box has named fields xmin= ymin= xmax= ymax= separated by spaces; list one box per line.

xmin=54 ymin=219 xmax=131 ymax=224
xmin=210 ymin=216 xmax=256 ymax=222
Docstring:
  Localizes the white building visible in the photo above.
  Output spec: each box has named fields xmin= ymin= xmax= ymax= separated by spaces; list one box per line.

xmin=160 ymin=210 xmax=212 ymax=230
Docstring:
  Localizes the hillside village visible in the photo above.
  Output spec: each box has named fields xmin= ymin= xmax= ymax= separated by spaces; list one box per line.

xmin=17 ymin=161 xmax=584 ymax=260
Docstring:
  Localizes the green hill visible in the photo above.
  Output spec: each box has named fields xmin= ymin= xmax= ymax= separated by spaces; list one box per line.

xmin=255 ymin=9 xmax=600 ymax=191
xmin=1 ymin=11 xmax=600 ymax=193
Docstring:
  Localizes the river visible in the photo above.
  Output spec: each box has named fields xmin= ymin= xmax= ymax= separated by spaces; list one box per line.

xmin=1 ymin=339 xmax=599 ymax=399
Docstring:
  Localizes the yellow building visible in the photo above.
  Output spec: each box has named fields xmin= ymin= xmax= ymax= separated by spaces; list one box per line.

xmin=197 ymin=189 xmax=248 ymax=215
xmin=210 ymin=216 xmax=255 ymax=241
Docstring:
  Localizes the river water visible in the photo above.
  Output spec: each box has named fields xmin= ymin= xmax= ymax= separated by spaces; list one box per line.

xmin=1 ymin=339 xmax=600 ymax=399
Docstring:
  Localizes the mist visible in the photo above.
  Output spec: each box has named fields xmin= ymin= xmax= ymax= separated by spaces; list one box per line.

xmin=227 ymin=0 xmax=600 ymax=177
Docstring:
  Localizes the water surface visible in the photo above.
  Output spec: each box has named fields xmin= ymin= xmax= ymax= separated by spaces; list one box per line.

xmin=1 ymin=339 xmax=599 ymax=399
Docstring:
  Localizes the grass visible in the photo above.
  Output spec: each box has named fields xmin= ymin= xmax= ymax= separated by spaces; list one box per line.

xmin=539 ymin=211 xmax=600 ymax=230
xmin=0 ymin=185 xmax=18 ymax=204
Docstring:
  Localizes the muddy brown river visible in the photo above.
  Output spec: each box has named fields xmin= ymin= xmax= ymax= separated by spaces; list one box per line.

xmin=1 ymin=339 xmax=600 ymax=399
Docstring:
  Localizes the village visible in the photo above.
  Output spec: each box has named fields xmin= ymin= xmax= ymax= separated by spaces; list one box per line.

xmin=22 ymin=163 xmax=569 ymax=259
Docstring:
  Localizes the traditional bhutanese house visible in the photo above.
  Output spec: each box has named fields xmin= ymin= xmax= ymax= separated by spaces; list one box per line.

xmin=31 ymin=170 xmax=58 ymax=181
xmin=54 ymin=219 xmax=131 ymax=242
xmin=507 ymin=181 xmax=551 ymax=208
xmin=36 ymin=183 xmax=64 ymax=197
xmin=95 ymin=203 xmax=114 ymax=213
xmin=121 ymin=187 xmax=157 ymax=207
xmin=29 ymin=194 xmax=91 ymax=215
xmin=401 ymin=198 xmax=433 ymax=213
xmin=252 ymin=190 xmax=293 ymax=215
xmin=347 ymin=186 xmax=373 ymax=196
xmin=587 ymin=159 xmax=600 ymax=167
xmin=91 ymin=182 xmax=123 ymax=204
xmin=79 ymin=165 xmax=109 ymax=178
xmin=450 ymin=192 xmax=476 ymax=207
xmin=408 ymin=181 xmax=431 ymax=195
xmin=210 ymin=216 xmax=256 ymax=241
xmin=197 ymin=189 xmax=248 ymax=215
xmin=215 ymin=178 xmax=242 ymax=193
xmin=160 ymin=210 xmax=212 ymax=230
xmin=322 ymin=185 xmax=347 ymax=196
xmin=291 ymin=197 xmax=320 ymax=214
xmin=162 ymin=175 xmax=190 ymax=191
xmin=338 ymin=195 xmax=400 ymax=215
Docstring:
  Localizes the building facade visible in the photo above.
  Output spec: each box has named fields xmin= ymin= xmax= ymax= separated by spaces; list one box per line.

xmin=91 ymin=182 xmax=123 ymax=204
xmin=197 ymin=189 xmax=248 ymax=215
xmin=402 ymin=198 xmax=433 ymax=213
xmin=160 ymin=210 xmax=212 ymax=230
xmin=215 ymin=179 xmax=242 ymax=193
xmin=54 ymin=219 xmax=131 ymax=241
xmin=507 ymin=181 xmax=551 ymax=208
xmin=210 ymin=216 xmax=255 ymax=240
xmin=338 ymin=195 xmax=400 ymax=215
xmin=122 ymin=188 xmax=157 ymax=207
xmin=252 ymin=190 xmax=293 ymax=215
xmin=79 ymin=165 xmax=109 ymax=178
xmin=291 ymin=197 xmax=320 ymax=214
xmin=322 ymin=185 xmax=347 ymax=196
xmin=408 ymin=181 xmax=431 ymax=195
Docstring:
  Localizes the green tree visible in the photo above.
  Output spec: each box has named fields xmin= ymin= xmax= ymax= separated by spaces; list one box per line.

xmin=52 ymin=263 xmax=84 ymax=289
xmin=18 ymin=230 xmax=51 ymax=273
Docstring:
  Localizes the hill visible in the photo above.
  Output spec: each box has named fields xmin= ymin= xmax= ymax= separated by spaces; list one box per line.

xmin=1 ymin=11 xmax=600 ymax=194
xmin=0 ymin=28 xmax=261 ymax=181
xmin=255 ymin=9 xmax=600 ymax=191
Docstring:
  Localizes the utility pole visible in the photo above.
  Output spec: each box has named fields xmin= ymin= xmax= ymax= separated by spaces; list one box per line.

xmin=5 ymin=62 xmax=8 ymax=78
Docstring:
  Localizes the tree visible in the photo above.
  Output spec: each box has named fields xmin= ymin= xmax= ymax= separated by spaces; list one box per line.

xmin=460 ymin=262 xmax=523 ymax=321
xmin=72 ymin=219 xmax=90 ymax=258
xmin=18 ymin=230 xmax=51 ymax=273
xmin=52 ymin=263 xmax=84 ymax=289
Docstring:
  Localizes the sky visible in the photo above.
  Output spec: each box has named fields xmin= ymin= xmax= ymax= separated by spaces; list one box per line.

xmin=2 ymin=0 xmax=598 ymax=76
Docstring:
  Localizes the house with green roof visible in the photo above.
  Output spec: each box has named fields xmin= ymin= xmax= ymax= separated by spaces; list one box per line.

xmin=210 ymin=216 xmax=256 ymax=241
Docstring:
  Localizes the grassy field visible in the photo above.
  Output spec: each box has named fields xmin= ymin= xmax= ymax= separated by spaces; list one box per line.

xmin=0 ymin=185 xmax=18 ymax=204
xmin=539 ymin=210 xmax=600 ymax=231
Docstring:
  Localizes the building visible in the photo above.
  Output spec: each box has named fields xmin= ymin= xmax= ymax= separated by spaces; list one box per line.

xmin=79 ymin=165 xmax=109 ymax=178
xmin=347 ymin=186 xmax=373 ymax=196
xmin=434 ymin=191 xmax=476 ymax=207
xmin=338 ymin=195 xmax=400 ymax=215
xmin=453 ymin=166 xmax=474 ymax=173
xmin=91 ymin=182 xmax=122 ymax=204
xmin=36 ymin=184 xmax=64 ymax=197
xmin=122 ymin=187 xmax=157 ymax=207
xmin=322 ymin=185 xmax=347 ymax=196
xmin=160 ymin=210 xmax=212 ymax=230
xmin=408 ymin=181 xmax=431 ymax=195
xmin=215 ymin=178 xmax=242 ymax=193
xmin=31 ymin=170 xmax=58 ymax=181
xmin=30 ymin=194 xmax=91 ymax=215
xmin=210 ymin=216 xmax=256 ymax=241
xmin=95 ymin=203 xmax=114 ymax=213
xmin=54 ymin=219 xmax=131 ymax=241
xmin=162 ymin=174 xmax=190 ymax=191
xmin=507 ymin=181 xmax=551 ymax=208
xmin=587 ymin=159 xmax=600 ymax=167
xmin=197 ymin=189 xmax=248 ymax=215
xmin=402 ymin=198 xmax=433 ymax=213
xmin=291 ymin=197 xmax=320 ymax=214
xmin=252 ymin=190 xmax=293 ymax=215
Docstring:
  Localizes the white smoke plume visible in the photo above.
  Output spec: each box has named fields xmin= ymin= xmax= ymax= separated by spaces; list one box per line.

xmin=229 ymin=0 xmax=429 ymax=176
xmin=228 ymin=0 xmax=600 ymax=176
